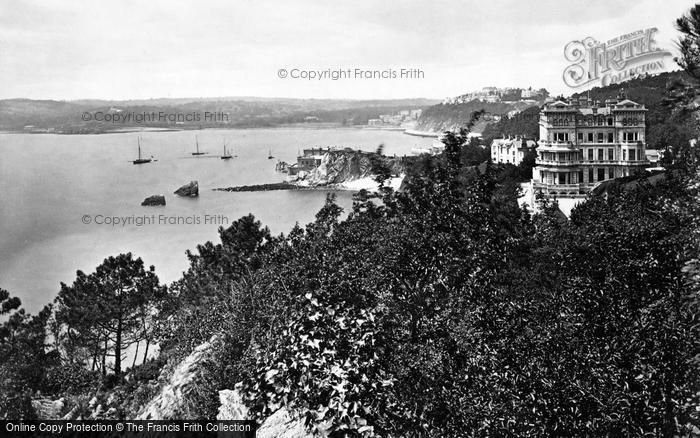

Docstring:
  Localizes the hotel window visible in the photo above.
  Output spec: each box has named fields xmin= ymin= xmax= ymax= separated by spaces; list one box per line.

xmin=587 ymin=133 xmax=594 ymax=142
xmin=558 ymin=173 xmax=565 ymax=185
xmin=607 ymin=132 xmax=614 ymax=143
xmin=577 ymin=132 xmax=583 ymax=142
xmin=622 ymin=132 xmax=639 ymax=142
xmin=588 ymin=168 xmax=594 ymax=182
xmin=579 ymin=170 xmax=584 ymax=182
xmin=608 ymin=149 xmax=614 ymax=160
xmin=588 ymin=149 xmax=593 ymax=160
xmin=607 ymin=118 xmax=613 ymax=126
xmin=598 ymin=168 xmax=605 ymax=181
xmin=598 ymin=149 xmax=603 ymax=160
xmin=629 ymin=149 xmax=636 ymax=161
xmin=597 ymin=133 xmax=604 ymax=143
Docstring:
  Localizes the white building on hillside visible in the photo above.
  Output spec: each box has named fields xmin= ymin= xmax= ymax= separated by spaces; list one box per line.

xmin=491 ymin=138 xmax=537 ymax=165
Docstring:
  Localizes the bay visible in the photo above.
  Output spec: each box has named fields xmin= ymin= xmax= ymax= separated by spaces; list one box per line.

xmin=0 ymin=127 xmax=433 ymax=312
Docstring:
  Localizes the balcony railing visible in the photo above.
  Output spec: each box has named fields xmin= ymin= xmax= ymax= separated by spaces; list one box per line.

xmin=578 ymin=159 xmax=649 ymax=165
xmin=532 ymin=181 xmax=595 ymax=198
xmin=538 ymin=141 xmax=579 ymax=150
xmin=536 ymin=159 xmax=581 ymax=166
xmin=531 ymin=181 xmax=592 ymax=198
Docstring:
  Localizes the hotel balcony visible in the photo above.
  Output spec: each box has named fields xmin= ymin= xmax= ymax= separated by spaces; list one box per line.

xmin=577 ymin=159 xmax=649 ymax=166
xmin=531 ymin=181 xmax=591 ymax=198
xmin=537 ymin=141 xmax=580 ymax=151
xmin=536 ymin=158 xmax=581 ymax=166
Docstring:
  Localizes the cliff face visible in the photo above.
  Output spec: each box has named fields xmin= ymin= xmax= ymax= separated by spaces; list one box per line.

xmin=294 ymin=151 xmax=404 ymax=186
xmin=415 ymin=100 xmax=534 ymax=134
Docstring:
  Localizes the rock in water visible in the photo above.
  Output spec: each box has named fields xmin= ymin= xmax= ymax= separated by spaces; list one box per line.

xmin=141 ymin=195 xmax=166 ymax=206
xmin=174 ymin=180 xmax=199 ymax=197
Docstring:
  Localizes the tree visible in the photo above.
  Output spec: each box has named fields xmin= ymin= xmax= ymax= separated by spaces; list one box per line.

xmin=0 ymin=290 xmax=54 ymax=419
xmin=676 ymin=4 xmax=700 ymax=82
xmin=54 ymin=253 xmax=165 ymax=378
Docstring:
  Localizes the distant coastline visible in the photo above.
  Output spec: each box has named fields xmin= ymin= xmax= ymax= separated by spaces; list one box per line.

xmin=7 ymin=123 xmax=430 ymax=135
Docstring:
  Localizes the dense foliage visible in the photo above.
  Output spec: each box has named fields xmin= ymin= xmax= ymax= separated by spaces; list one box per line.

xmin=150 ymin=127 xmax=700 ymax=436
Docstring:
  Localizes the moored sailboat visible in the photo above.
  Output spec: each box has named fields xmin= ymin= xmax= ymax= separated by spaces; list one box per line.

xmin=221 ymin=142 xmax=232 ymax=160
xmin=132 ymin=137 xmax=153 ymax=164
xmin=192 ymin=136 xmax=206 ymax=156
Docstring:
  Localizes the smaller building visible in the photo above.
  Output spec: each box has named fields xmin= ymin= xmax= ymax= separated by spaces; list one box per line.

xmin=491 ymin=138 xmax=537 ymax=165
xmin=297 ymin=147 xmax=330 ymax=171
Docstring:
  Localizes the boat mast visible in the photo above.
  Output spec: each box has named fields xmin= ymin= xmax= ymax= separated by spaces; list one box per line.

xmin=138 ymin=137 xmax=142 ymax=160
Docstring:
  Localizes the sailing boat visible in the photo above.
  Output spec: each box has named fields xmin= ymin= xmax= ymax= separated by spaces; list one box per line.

xmin=221 ymin=142 xmax=232 ymax=160
xmin=267 ymin=147 xmax=274 ymax=160
xmin=132 ymin=137 xmax=153 ymax=164
xmin=192 ymin=136 xmax=206 ymax=156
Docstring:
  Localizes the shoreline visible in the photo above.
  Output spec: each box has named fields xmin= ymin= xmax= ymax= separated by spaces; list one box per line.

xmin=403 ymin=128 xmax=440 ymax=138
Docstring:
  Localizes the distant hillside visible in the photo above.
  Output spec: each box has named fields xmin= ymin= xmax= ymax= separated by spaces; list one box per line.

xmin=0 ymin=97 xmax=440 ymax=134
xmin=415 ymin=100 xmax=535 ymax=134
xmin=481 ymin=106 xmax=541 ymax=144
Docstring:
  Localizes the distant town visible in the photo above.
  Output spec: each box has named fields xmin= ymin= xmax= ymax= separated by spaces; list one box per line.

xmin=442 ymin=86 xmax=550 ymax=105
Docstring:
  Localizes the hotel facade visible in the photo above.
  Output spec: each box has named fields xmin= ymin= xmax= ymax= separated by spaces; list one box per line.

xmin=531 ymin=97 xmax=649 ymax=197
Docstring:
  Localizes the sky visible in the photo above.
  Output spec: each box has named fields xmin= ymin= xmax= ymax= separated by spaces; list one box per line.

xmin=0 ymin=0 xmax=693 ymax=101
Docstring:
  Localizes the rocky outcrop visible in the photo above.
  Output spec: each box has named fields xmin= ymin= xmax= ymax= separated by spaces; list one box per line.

xmin=137 ymin=336 xmax=219 ymax=419
xmin=174 ymin=181 xmax=199 ymax=197
xmin=141 ymin=195 xmax=166 ymax=206
xmin=294 ymin=151 xmax=404 ymax=187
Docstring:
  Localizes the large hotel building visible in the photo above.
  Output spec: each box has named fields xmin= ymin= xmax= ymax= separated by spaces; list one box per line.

xmin=531 ymin=96 xmax=649 ymax=197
